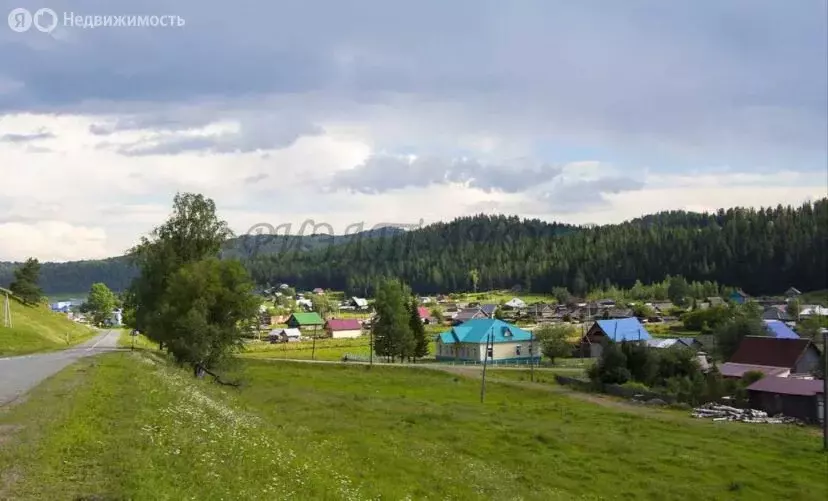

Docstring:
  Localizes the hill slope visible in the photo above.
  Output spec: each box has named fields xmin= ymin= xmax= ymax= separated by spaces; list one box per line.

xmin=0 ymin=292 xmax=97 ymax=356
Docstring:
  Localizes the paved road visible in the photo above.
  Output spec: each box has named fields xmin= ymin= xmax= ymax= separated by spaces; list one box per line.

xmin=0 ymin=330 xmax=121 ymax=406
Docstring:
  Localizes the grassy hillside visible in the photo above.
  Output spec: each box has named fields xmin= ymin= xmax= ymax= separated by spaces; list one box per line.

xmin=1 ymin=352 xmax=824 ymax=500
xmin=0 ymin=295 xmax=97 ymax=356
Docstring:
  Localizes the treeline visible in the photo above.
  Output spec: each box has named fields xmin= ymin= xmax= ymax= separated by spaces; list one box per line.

xmin=2 ymin=199 xmax=826 ymax=296
xmin=0 ymin=257 xmax=136 ymax=295
xmin=246 ymin=199 xmax=828 ymax=296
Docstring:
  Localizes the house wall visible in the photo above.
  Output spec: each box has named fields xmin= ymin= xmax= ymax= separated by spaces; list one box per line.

xmin=794 ymin=347 xmax=822 ymax=374
xmin=748 ymin=391 xmax=821 ymax=423
xmin=330 ymin=328 xmax=362 ymax=339
xmin=436 ymin=341 xmax=540 ymax=362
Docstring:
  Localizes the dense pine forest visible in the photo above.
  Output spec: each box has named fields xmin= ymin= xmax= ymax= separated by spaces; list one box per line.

xmin=1 ymin=199 xmax=826 ymax=296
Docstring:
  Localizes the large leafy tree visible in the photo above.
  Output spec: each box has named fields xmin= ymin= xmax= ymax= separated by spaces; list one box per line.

xmin=157 ymin=258 xmax=259 ymax=370
xmin=534 ymin=323 xmax=575 ymax=364
xmin=9 ymin=258 xmax=43 ymax=305
xmin=127 ymin=193 xmax=233 ymax=348
xmin=713 ymin=304 xmax=767 ymax=359
xmin=85 ymin=282 xmax=117 ymax=326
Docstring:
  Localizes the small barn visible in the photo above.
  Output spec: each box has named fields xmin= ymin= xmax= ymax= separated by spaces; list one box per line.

xmin=269 ymin=328 xmax=302 ymax=343
xmin=747 ymin=377 xmax=825 ymax=424
xmin=324 ymin=318 xmax=363 ymax=338
xmin=580 ymin=318 xmax=652 ymax=358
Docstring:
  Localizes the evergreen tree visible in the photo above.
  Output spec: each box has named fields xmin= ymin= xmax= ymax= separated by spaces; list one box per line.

xmin=410 ymin=297 xmax=429 ymax=360
xmin=8 ymin=258 xmax=43 ymax=305
xmin=372 ymin=278 xmax=413 ymax=362
xmin=667 ymin=275 xmax=690 ymax=306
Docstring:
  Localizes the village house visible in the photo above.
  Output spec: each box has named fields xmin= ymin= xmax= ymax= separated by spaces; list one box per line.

xmin=601 ymin=306 xmax=634 ymax=319
xmin=269 ymin=328 xmax=302 ymax=343
xmin=719 ymin=337 xmax=822 ymax=379
xmin=525 ymin=303 xmax=556 ymax=322
xmin=312 ymin=287 xmax=325 ymax=295
xmin=503 ymin=298 xmax=527 ymax=310
xmin=762 ymin=305 xmax=793 ymax=322
xmin=580 ymin=317 xmax=652 ymax=358
xmin=784 ymin=287 xmax=802 ymax=299
xmin=762 ymin=319 xmax=799 ymax=339
xmin=416 ymin=306 xmax=437 ymax=324
xmin=644 ymin=337 xmax=703 ymax=350
xmin=707 ymin=296 xmax=725 ymax=307
xmin=452 ymin=306 xmax=491 ymax=325
xmin=746 ymin=377 xmax=824 ymax=424
xmin=324 ymin=318 xmax=363 ymax=338
xmin=286 ymin=312 xmax=325 ymax=330
xmin=800 ymin=305 xmax=828 ymax=318
xmin=350 ymin=297 xmax=369 ymax=310
xmin=435 ymin=319 xmax=541 ymax=363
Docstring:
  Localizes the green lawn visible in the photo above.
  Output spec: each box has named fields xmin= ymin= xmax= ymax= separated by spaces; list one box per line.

xmin=1 ymin=353 xmax=825 ymax=500
xmin=0 ymin=297 xmax=97 ymax=356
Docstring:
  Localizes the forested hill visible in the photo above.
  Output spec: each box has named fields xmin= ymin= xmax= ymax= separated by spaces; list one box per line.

xmin=245 ymin=200 xmax=828 ymax=296
xmin=1 ymin=200 xmax=826 ymax=295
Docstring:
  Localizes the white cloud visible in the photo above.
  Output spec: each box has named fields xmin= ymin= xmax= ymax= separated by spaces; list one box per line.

xmin=0 ymin=1 xmax=825 ymax=261
xmin=0 ymin=221 xmax=109 ymax=262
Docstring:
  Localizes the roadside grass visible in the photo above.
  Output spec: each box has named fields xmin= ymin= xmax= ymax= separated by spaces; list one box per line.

xmin=0 ymin=353 xmax=360 ymax=500
xmin=1 ymin=354 xmax=826 ymax=500
xmin=0 ymin=297 xmax=96 ymax=356
xmin=116 ymin=329 xmax=159 ymax=351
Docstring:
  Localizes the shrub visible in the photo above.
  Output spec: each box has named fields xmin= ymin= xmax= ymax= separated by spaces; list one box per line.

xmin=621 ymin=381 xmax=650 ymax=393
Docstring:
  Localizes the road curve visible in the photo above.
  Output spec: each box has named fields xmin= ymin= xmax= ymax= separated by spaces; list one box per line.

xmin=0 ymin=330 xmax=121 ymax=406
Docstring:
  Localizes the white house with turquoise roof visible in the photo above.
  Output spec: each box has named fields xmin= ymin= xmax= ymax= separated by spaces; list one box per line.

xmin=436 ymin=318 xmax=540 ymax=363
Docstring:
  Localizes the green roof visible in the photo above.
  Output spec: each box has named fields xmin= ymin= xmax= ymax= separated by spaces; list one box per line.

xmin=288 ymin=312 xmax=324 ymax=325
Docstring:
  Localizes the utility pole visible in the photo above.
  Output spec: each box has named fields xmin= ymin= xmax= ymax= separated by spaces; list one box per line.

xmin=529 ymin=330 xmax=535 ymax=382
xmin=369 ymin=323 xmax=374 ymax=367
xmin=480 ymin=331 xmax=493 ymax=403
xmin=2 ymin=291 xmax=11 ymax=328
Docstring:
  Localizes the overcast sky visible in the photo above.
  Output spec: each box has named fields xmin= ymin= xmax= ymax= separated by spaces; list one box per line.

xmin=1 ymin=0 xmax=826 ymax=261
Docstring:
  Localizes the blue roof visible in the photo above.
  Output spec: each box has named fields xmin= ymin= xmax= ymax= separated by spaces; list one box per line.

xmin=762 ymin=320 xmax=800 ymax=339
xmin=438 ymin=319 xmax=533 ymax=345
xmin=594 ymin=318 xmax=652 ymax=341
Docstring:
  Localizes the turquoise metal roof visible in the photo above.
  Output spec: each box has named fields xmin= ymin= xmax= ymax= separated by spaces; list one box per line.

xmin=594 ymin=318 xmax=652 ymax=341
xmin=438 ymin=319 xmax=533 ymax=345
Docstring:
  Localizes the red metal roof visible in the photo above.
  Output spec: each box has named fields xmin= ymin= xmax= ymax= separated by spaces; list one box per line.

xmin=747 ymin=377 xmax=825 ymax=396
xmin=325 ymin=319 xmax=362 ymax=331
xmin=728 ymin=336 xmax=816 ymax=368
xmin=417 ymin=307 xmax=431 ymax=319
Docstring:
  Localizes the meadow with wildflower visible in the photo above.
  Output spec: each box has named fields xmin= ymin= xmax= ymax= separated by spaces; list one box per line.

xmin=1 ymin=352 xmax=826 ymax=500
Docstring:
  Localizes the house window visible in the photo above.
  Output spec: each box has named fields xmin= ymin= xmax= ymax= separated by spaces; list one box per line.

xmin=516 ymin=345 xmax=522 ymax=356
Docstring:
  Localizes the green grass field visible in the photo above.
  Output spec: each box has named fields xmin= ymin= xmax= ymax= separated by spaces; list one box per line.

xmin=0 ymin=296 xmax=97 ymax=356
xmin=1 ymin=353 xmax=825 ymax=500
